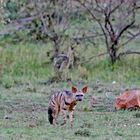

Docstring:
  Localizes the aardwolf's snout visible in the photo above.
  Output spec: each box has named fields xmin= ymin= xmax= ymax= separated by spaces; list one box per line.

xmin=75 ymin=94 xmax=84 ymax=101
xmin=78 ymin=98 xmax=82 ymax=101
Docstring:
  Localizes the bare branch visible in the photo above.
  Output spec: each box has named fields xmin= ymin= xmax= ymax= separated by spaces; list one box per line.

xmin=72 ymin=33 xmax=103 ymax=41
xmin=75 ymin=0 xmax=100 ymax=21
xmin=95 ymin=0 xmax=104 ymax=12
xmin=109 ymin=0 xmax=123 ymax=15
xmin=115 ymin=1 xmax=136 ymax=42
xmin=75 ymin=0 xmax=109 ymax=49
xmin=79 ymin=51 xmax=108 ymax=65
xmin=104 ymin=0 xmax=124 ymax=44
xmin=0 ymin=24 xmax=28 ymax=36
xmin=115 ymin=20 xmax=135 ymax=42
xmin=99 ymin=21 xmax=110 ymax=50
xmin=104 ymin=11 xmax=115 ymax=42
xmin=118 ymin=50 xmax=140 ymax=59
xmin=39 ymin=13 xmax=53 ymax=38
xmin=121 ymin=31 xmax=140 ymax=46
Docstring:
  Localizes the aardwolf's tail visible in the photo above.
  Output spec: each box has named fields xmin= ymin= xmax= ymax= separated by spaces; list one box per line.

xmin=48 ymin=107 xmax=53 ymax=124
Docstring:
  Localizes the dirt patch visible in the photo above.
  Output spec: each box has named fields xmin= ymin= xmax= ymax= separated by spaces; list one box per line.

xmin=0 ymin=99 xmax=48 ymax=113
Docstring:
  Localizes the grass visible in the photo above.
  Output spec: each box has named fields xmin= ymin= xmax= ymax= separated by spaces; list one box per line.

xmin=0 ymin=42 xmax=54 ymax=87
xmin=0 ymin=33 xmax=140 ymax=86
xmin=0 ymin=40 xmax=139 ymax=139
xmin=0 ymin=82 xmax=140 ymax=140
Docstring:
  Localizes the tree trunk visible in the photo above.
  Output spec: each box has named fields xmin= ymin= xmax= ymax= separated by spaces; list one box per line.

xmin=54 ymin=41 xmax=60 ymax=58
xmin=51 ymin=34 xmax=60 ymax=59
xmin=109 ymin=46 xmax=117 ymax=65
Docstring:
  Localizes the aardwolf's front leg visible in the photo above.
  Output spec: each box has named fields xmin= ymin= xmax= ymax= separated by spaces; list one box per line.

xmin=69 ymin=110 xmax=74 ymax=128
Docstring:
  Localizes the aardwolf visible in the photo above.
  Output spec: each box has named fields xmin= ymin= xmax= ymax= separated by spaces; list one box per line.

xmin=48 ymin=86 xmax=88 ymax=127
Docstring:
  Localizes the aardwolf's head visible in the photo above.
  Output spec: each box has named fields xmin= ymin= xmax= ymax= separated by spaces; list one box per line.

xmin=72 ymin=86 xmax=88 ymax=101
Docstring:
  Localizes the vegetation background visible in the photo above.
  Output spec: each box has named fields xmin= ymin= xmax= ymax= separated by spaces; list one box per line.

xmin=0 ymin=0 xmax=140 ymax=140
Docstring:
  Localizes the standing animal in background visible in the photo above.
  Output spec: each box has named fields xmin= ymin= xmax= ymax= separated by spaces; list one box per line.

xmin=48 ymin=86 xmax=88 ymax=128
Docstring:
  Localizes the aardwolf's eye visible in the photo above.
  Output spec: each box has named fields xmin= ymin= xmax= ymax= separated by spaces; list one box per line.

xmin=76 ymin=94 xmax=83 ymax=97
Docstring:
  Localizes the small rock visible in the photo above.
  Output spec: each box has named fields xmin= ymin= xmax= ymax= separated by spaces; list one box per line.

xmin=112 ymin=81 xmax=116 ymax=84
xmin=4 ymin=115 xmax=13 ymax=120
xmin=28 ymin=123 xmax=37 ymax=128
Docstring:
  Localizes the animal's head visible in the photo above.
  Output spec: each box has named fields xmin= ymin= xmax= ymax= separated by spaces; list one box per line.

xmin=72 ymin=86 xmax=88 ymax=101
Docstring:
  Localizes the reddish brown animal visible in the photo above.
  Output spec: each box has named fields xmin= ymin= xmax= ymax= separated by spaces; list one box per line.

xmin=115 ymin=89 xmax=140 ymax=110
xmin=48 ymin=86 xmax=88 ymax=127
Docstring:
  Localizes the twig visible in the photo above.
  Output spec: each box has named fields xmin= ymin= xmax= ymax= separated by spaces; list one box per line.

xmin=118 ymin=50 xmax=140 ymax=59
xmin=121 ymin=31 xmax=140 ymax=47
xmin=79 ymin=51 xmax=108 ymax=65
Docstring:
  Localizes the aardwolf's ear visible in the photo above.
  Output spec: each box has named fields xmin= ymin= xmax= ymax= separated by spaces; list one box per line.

xmin=72 ymin=86 xmax=77 ymax=93
xmin=82 ymin=86 xmax=88 ymax=93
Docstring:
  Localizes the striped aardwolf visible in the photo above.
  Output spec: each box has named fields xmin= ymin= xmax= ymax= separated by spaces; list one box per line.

xmin=48 ymin=86 xmax=88 ymax=127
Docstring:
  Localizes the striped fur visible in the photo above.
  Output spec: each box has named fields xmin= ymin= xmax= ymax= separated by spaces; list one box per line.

xmin=48 ymin=86 xmax=88 ymax=127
